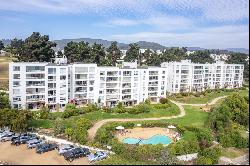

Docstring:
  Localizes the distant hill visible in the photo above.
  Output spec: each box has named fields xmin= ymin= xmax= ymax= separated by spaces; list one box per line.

xmin=1 ymin=37 xmax=248 ymax=54
xmin=226 ymin=48 xmax=249 ymax=54
xmin=53 ymin=38 xmax=166 ymax=51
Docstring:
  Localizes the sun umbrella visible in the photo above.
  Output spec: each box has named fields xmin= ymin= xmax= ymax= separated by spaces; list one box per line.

xmin=115 ymin=126 xmax=125 ymax=130
xmin=168 ymin=125 xmax=176 ymax=129
xmin=136 ymin=124 xmax=141 ymax=127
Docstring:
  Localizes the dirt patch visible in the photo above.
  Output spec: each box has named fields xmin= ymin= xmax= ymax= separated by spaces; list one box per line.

xmin=0 ymin=142 xmax=90 ymax=165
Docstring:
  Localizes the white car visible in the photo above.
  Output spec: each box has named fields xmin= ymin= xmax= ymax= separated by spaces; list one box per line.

xmin=0 ymin=133 xmax=14 ymax=142
xmin=27 ymin=139 xmax=43 ymax=149
xmin=58 ymin=144 xmax=75 ymax=155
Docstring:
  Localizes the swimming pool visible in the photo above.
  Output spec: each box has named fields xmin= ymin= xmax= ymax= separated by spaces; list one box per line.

xmin=122 ymin=134 xmax=172 ymax=145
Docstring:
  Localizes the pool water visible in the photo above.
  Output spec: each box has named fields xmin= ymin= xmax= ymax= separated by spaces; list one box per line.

xmin=122 ymin=134 xmax=172 ymax=145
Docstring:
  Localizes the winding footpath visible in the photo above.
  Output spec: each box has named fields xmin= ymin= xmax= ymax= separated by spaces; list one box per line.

xmin=87 ymin=96 xmax=228 ymax=140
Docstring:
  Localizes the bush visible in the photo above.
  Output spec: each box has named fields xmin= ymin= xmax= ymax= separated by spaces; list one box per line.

xmin=85 ymin=103 xmax=99 ymax=113
xmin=176 ymin=93 xmax=183 ymax=98
xmin=53 ymin=118 xmax=65 ymax=136
xmin=218 ymin=130 xmax=249 ymax=148
xmin=159 ymin=97 xmax=169 ymax=104
xmin=239 ymin=86 xmax=247 ymax=90
xmin=168 ymin=140 xmax=200 ymax=156
xmin=153 ymin=103 xmax=171 ymax=109
xmin=144 ymin=99 xmax=151 ymax=105
xmin=180 ymin=92 xmax=189 ymax=97
xmin=196 ymin=147 xmax=222 ymax=165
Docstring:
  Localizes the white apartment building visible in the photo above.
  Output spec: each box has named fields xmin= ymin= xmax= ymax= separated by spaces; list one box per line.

xmin=9 ymin=58 xmax=244 ymax=110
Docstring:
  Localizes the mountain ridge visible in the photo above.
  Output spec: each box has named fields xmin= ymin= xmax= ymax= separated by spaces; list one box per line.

xmin=1 ymin=38 xmax=249 ymax=54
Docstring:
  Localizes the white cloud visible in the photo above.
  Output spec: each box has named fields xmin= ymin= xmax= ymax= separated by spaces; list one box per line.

xmin=160 ymin=0 xmax=249 ymax=22
xmin=0 ymin=0 xmax=248 ymax=22
xmin=99 ymin=15 xmax=194 ymax=32
xmin=110 ymin=25 xmax=249 ymax=49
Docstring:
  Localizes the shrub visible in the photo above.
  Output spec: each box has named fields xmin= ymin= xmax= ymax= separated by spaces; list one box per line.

xmin=239 ymin=86 xmax=247 ymax=90
xmin=153 ymin=103 xmax=170 ymax=109
xmin=144 ymin=99 xmax=151 ymax=105
xmin=75 ymin=118 xmax=92 ymax=130
xmin=193 ymin=92 xmax=201 ymax=97
xmin=159 ymin=97 xmax=169 ymax=104
xmin=85 ymin=103 xmax=99 ymax=113
xmin=196 ymin=147 xmax=222 ymax=165
xmin=180 ymin=92 xmax=189 ymax=97
xmin=53 ymin=118 xmax=65 ymax=136
xmin=176 ymin=93 xmax=183 ymax=98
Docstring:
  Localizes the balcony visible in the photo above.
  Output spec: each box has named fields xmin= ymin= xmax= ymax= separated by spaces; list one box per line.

xmin=122 ymin=95 xmax=131 ymax=100
xmin=107 ymin=71 xmax=118 ymax=76
xmin=106 ymin=78 xmax=118 ymax=82
xmin=122 ymin=77 xmax=131 ymax=82
xmin=106 ymin=90 xmax=119 ymax=94
xmin=107 ymin=95 xmax=119 ymax=100
xmin=122 ymin=90 xmax=131 ymax=94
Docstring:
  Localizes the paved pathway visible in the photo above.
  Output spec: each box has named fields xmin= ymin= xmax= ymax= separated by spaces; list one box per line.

xmin=87 ymin=96 xmax=228 ymax=140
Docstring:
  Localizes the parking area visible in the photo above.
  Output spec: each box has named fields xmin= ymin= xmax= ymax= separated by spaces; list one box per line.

xmin=0 ymin=142 xmax=90 ymax=165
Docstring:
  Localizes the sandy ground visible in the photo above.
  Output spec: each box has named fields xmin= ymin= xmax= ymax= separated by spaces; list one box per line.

xmin=0 ymin=142 xmax=90 ymax=165
xmin=116 ymin=127 xmax=175 ymax=142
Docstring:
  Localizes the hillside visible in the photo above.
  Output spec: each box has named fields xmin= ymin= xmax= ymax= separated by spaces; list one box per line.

xmin=1 ymin=38 xmax=249 ymax=54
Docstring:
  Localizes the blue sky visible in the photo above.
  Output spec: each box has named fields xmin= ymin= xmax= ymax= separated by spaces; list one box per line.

xmin=0 ymin=0 xmax=249 ymax=49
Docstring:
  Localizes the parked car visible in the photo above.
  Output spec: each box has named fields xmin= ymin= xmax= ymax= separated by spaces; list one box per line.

xmin=87 ymin=151 xmax=108 ymax=163
xmin=0 ymin=133 xmax=14 ymax=142
xmin=63 ymin=148 xmax=90 ymax=162
xmin=27 ymin=139 xmax=43 ymax=149
xmin=58 ymin=144 xmax=75 ymax=155
xmin=11 ymin=136 xmax=31 ymax=146
xmin=11 ymin=135 xmax=20 ymax=142
xmin=36 ymin=143 xmax=58 ymax=154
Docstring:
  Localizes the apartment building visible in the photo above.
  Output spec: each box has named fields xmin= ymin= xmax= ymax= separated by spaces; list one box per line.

xmin=161 ymin=60 xmax=244 ymax=93
xmin=9 ymin=58 xmax=244 ymax=110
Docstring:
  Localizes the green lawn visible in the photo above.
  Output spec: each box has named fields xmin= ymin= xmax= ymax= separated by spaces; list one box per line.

xmin=163 ymin=105 xmax=209 ymax=128
xmin=170 ymin=89 xmax=248 ymax=104
xmin=28 ymin=102 xmax=180 ymax=129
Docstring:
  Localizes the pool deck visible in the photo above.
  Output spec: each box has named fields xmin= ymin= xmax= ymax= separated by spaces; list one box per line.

xmin=116 ymin=127 xmax=176 ymax=143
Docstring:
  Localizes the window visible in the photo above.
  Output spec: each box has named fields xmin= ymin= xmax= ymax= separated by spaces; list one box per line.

xmin=75 ymin=67 xmax=88 ymax=73
xmin=60 ymin=75 xmax=66 ymax=80
xmin=13 ymin=66 xmax=20 ymax=71
xmin=100 ymin=71 xmax=105 ymax=75
xmin=13 ymin=74 xmax=20 ymax=79
xmin=89 ymin=67 xmax=95 ymax=72
xmin=13 ymin=89 xmax=20 ymax=95
xmin=48 ymin=68 xmax=56 ymax=74
xmin=134 ymin=71 xmax=138 ymax=75
xmin=60 ymin=68 xmax=66 ymax=74
xmin=26 ymin=66 xmax=45 ymax=72
xmin=13 ymin=81 xmax=20 ymax=87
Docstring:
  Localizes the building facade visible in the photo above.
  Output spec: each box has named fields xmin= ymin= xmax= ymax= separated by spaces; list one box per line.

xmin=9 ymin=59 xmax=244 ymax=110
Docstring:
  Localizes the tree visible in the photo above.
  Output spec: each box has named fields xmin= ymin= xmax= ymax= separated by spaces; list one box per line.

xmin=0 ymin=92 xmax=10 ymax=109
xmin=8 ymin=32 xmax=56 ymax=62
xmin=90 ymin=42 xmax=106 ymax=65
xmin=11 ymin=110 xmax=32 ymax=132
xmin=160 ymin=48 xmax=186 ymax=62
xmin=124 ymin=43 xmax=140 ymax=65
xmin=187 ymin=50 xmax=215 ymax=64
xmin=56 ymin=50 xmax=64 ymax=58
xmin=0 ymin=40 xmax=4 ymax=50
xmin=5 ymin=38 xmax=23 ymax=56
xmin=106 ymin=41 xmax=121 ymax=66
xmin=64 ymin=41 xmax=91 ymax=63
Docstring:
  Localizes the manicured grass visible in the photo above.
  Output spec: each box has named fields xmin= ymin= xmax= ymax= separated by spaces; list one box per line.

xmin=28 ymin=102 xmax=180 ymax=129
xmin=170 ymin=89 xmax=249 ymax=104
xmin=221 ymin=147 xmax=248 ymax=158
xmin=164 ymin=105 xmax=209 ymax=128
